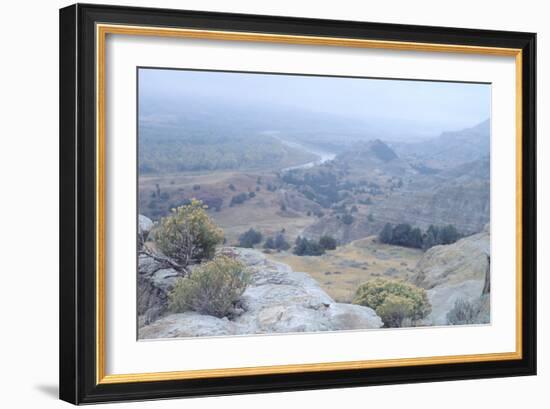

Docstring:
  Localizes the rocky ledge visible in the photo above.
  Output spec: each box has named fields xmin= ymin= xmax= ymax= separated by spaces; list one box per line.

xmin=139 ymin=247 xmax=383 ymax=339
xmin=413 ymin=224 xmax=490 ymax=325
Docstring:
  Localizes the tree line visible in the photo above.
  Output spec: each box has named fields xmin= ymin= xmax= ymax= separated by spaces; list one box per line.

xmin=238 ymin=228 xmax=338 ymax=256
xmin=378 ymin=223 xmax=462 ymax=250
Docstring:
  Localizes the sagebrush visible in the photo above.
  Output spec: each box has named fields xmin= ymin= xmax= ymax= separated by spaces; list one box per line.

xmin=169 ymin=255 xmax=250 ymax=318
xmin=353 ymin=278 xmax=431 ymax=327
xmin=154 ymin=199 xmax=224 ymax=266
xmin=446 ymin=298 xmax=480 ymax=325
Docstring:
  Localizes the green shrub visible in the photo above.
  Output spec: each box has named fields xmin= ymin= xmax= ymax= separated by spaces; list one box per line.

xmin=435 ymin=224 xmax=461 ymax=245
xmin=263 ymin=237 xmax=275 ymax=249
xmin=379 ymin=223 xmax=393 ymax=243
xmin=423 ymin=224 xmax=462 ymax=249
xmin=275 ymin=234 xmax=290 ymax=251
xmin=154 ymin=199 xmax=224 ymax=266
xmin=392 ymin=224 xmax=416 ymax=247
xmin=230 ymin=192 xmax=248 ymax=206
xmin=169 ymin=256 xmax=250 ymax=317
xmin=238 ymin=228 xmax=263 ymax=248
xmin=353 ymin=278 xmax=431 ymax=327
xmin=264 ymin=234 xmax=291 ymax=251
xmin=293 ymin=237 xmax=325 ymax=256
xmin=376 ymin=294 xmax=415 ymax=328
xmin=319 ymin=235 xmax=337 ymax=250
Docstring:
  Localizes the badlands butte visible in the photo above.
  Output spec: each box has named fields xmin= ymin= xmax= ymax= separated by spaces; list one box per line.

xmin=137 ymin=118 xmax=491 ymax=336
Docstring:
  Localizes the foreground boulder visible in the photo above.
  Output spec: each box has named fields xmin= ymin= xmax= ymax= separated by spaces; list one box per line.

xmin=425 ymin=280 xmax=485 ymax=325
xmin=412 ymin=225 xmax=490 ymax=325
xmin=413 ymin=225 xmax=490 ymax=289
xmin=138 ymin=214 xmax=154 ymax=236
xmin=139 ymin=247 xmax=383 ymax=339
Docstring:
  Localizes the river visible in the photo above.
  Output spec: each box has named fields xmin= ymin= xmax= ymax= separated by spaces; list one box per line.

xmin=276 ymin=137 xmax=336 ymax=172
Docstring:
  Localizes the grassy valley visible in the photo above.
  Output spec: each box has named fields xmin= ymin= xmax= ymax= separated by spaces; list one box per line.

xmin=139 ymin=119 xmax=490 ymax=307
xmin=267 ymin=236 xmax=423 ymax=302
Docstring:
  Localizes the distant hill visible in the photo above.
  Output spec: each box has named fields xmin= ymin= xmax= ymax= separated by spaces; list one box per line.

xmin=333 ymin=139 xmax=416 ymax=179
xmin=336 ymin=139 xmax=398 ymax=164
xmin=303 ymin=155 xmax=490 ymax=243
xmin=392 ymin=119 xmax=490 ymax=168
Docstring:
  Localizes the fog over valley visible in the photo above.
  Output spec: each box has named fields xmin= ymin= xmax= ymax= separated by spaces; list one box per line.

xmin=139 ymin=68 xmax=490 ymax=142
xmin=137 ymin=68 xmax=492 ymax=337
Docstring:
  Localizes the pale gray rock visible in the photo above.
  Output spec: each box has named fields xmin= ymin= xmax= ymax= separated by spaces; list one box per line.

xmin=476 ymin=293 xmax=491 ymax=323
xmin=139 ymin=312 xmax=244 ymax=339
xmin=138 ymin=214 xmax=154 ymax=235
xmin=138 ymin=254 xmax=160 ymax=275
xmin=326 ymin=302 xmax=383 ymax=331
xmin=413 ymin=227 xmax=491 ymax=326
xmin=413 ymin=229 xmax=490 ymax=289
xmin=151 ymin=268 xmax=179 ymax=292
xmin=139 ymin=247 xmax=383 ymax=339
xmin=426 ymin=279 xmax=485 ymax=325
xmin=137 ymin=255 xmax=183 ymax=325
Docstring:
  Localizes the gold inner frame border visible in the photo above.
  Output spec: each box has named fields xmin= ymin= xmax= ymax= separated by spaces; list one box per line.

xmin=95 ymin=23 xmax=523 ymax=385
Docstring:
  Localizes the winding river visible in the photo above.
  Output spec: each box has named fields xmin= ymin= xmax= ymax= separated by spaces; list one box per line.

xmin=277 ymin=137 xmax=337 ymax=172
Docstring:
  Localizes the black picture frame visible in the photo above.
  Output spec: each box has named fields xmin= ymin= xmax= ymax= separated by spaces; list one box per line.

xmin=60 ymin=3 xmax=536 ymax=405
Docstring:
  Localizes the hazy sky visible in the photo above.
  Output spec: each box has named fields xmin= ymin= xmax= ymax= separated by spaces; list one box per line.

xmin=139 ymin=68 xmax=490 ymax=137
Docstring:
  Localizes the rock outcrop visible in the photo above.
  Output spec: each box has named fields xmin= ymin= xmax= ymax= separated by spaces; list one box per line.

xmin=394 ymin=119 xmax=490 ymax=168
xmin=139 ymin=247 xmax=383 ymax=339
xmin=425 ymin=280 xmax=486 ymax=325
xmin=138 ymin=214 xmax=154 ymax=235
xmin=334 ymin=139 xmax=411 ymax=176
xmin=137 ymin=215 xmax=184 ymax=325
xmin=137 ymin=254 xmax=183 ymax=326
xmin=368 ymin=175 xmax=490 ymax=237
xmin=413 ymin=225 xmax=490 ymax=289
xmin=412 ymin=225 xmax=490 ymax=325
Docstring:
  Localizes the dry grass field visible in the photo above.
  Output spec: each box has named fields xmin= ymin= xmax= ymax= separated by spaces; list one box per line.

xmin=266 ymin=236 xmax=423 ymax=302
xmin=139 ymin=170 xmax=317 ymax=244
xmin=140 ymin=170 xmax=424 ymax=303
xmin=210 ymin=198 xmax=315 ymax=245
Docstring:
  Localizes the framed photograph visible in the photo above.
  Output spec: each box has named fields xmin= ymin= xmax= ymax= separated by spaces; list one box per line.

xmin=59 ymin=3 xmax=536 ymax=404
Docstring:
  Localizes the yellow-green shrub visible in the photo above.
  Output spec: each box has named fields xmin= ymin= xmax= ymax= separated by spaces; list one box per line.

xmin=154 ymin=199 xmax=224 ymax=266
xmin=353 ymin=278 xmax=431 ymax=327
xmin=169 ymin=255 xmax=250 ymax=318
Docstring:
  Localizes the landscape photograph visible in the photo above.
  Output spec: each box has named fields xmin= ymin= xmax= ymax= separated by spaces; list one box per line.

xmin=136 ymin=68 xmax=491 ymax=340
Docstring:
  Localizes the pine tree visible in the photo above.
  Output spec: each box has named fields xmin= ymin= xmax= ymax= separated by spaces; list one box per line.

xmin=379 ymin=223 xmax=393 ymax=244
